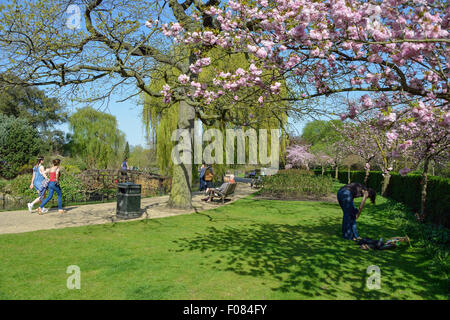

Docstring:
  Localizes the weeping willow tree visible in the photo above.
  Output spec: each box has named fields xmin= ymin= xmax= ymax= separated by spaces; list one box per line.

xmin=69 ymin=106 xmax=126 ymax=169
xmin=142 ymin=47 xmax=289 ymax=182
xmin=142 ymin=92 xmax=179 ymax=176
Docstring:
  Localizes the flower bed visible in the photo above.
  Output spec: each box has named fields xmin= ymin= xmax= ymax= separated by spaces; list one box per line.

xmin=260 ymin=170 xmax=333 ymax=200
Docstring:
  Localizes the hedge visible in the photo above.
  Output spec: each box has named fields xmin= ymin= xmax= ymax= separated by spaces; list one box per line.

xmin=313 ymin=169 xmax=450 ymax=228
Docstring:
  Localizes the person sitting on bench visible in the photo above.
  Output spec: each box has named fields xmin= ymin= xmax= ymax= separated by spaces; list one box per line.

xmin=202 ymin=175 xmax=234 ymax=202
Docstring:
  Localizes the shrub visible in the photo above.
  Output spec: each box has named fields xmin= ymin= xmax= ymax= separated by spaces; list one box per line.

xmin=277 ymin=169 xmax=314 ymax=176
xmin=58 ymin=173 xmax=85 ymax=202
xmin=9 ymin=174 xmax=37 ymax=198
xmin=261 ymin=170 xmax=333 ymax=199
xmin=380 ymin=199 xmax=449 ymax=277
xmin=0 ymin=179 xmax=7 ymax=193
xmin=60 ymin=157 xmax=87 ymax=171
xmin=7 ymin=173 xmax=85 ymax=203
xmin=0 ymin=114 xmax=40 ymax=179
xmin=63 ymin=165 xmax=81 ymax=175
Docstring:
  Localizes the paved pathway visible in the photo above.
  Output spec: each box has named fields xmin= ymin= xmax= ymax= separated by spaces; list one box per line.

xmin=0 ymin=183 xmax=255 ymax=235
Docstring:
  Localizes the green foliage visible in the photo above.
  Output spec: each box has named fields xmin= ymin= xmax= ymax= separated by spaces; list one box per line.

xmin=0 ymin=76 xmax=67 ymax=130
xmin=128 ymin=146 xmax=156 ymax=170
xmin=302 ymin=120 xmax=343 ymax=148
xmin=261 ymin=170 xmax=333 ymax=199
xmin=7 ymin=172 xmax=85 ymax=203
xmin=0 ymin=179 xmax=6 ymax=193
xmin=315 ymin=169 xmax=450 ymax=227
xmin=58 ymin=173 xmax=85 ymax=202
xmin=8 ymin=174 xmax=37 ymax=199
xmin=62 ymin=165 xmax=81 ymax=175
xmin=38 ymin=129 xmax=66 ymax=155
xmin=59 ymin=157 xmax=87 ymax=171
xmin=0 ymin=114 xmax=40 ymax=179
xmin=381 ymin=200 xmax=449 ymax=277
xmin=68 ymin=107 xmax=126 ymax=169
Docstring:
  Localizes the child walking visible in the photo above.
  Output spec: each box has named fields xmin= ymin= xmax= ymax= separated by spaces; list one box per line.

xmin=37 ymin=159 xmax=66 ymax=214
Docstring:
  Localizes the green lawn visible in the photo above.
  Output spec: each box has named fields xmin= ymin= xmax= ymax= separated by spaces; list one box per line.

xmin=0 ymin=191 xmax=447 ymax=299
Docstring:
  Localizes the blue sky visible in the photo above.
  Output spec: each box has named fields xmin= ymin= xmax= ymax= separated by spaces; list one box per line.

xmin=56 ymin=92 xmax=149 ymax=148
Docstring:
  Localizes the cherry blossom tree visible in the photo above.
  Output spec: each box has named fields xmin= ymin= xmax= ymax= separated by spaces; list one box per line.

xmin=338 ymin=122 xmax=381 ymax=185
xmin=285 ymin=144 xmax=315 ymax=170
xmin=165 ymin=0 xmax=449 ymax=123
xmin=161 ymin=1 xmax=449 ymax=203
xmin=312 ymin=152 xmax=334 ymax=176
xmin=393 ymin=101 xmax=449 ymax=219
xmin=321 ymin=139 xmax=349 ymax=179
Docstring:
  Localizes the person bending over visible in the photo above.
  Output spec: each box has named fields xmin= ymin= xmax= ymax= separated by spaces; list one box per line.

xmin=337 ymin=182 xmax=376 ymax=241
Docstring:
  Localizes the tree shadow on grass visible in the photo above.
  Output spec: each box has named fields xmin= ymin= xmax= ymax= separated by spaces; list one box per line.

xmin=173 ymin=217 xmax=444 ymax=299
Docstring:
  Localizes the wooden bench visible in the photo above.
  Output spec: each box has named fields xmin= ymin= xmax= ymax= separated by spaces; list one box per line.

xmin=212 ymin=182 xmax=237 ymax=204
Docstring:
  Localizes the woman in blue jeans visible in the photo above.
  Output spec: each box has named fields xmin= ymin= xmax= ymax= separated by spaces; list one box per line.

xmin=38 ymin=159 xmax=66 ymax=214
xmin=337 ymin=183 xmax=376 ymax=240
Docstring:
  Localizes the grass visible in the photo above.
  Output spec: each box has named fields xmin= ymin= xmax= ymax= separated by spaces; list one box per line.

xmin=0 ymin=188 xmax=447 ymax=299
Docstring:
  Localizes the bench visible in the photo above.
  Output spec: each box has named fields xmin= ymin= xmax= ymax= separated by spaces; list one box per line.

xmin=250 ymin=176 xmax=263 ymax=189
xmin=212 ymin=182 xmax=237 ymax=204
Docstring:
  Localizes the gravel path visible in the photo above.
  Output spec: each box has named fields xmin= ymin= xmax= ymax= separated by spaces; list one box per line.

xmin=0 ymin=183 xmax=255 ymax=235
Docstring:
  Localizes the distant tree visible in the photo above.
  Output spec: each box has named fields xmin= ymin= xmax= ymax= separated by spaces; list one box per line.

xmin=39 ymin=129 xmax=66 ymax=155
xmin=301 ymin=120 xmax=343 ymax=149
xmin=285 ymin=144 xmax=315 ymax=170
xmin=0 ymin=79 xmax=67 ymax=130
xmin=68 ymin=107 xmax=126 ymax=169
xmin=0 ymin=114 xmax=40 ymax=179
xmin=123 ymin=142 xmax=130 ymax=161
xmin=129 ymin=146 xmax=156 ymax=170
xmin=0 ymin=75 xmax=68 ymax=154
xmin=312 ymin=152 xmax=334 ymax=176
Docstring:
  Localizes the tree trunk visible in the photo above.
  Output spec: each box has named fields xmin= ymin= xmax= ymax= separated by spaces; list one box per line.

xmin=420 ymin=158 xmax=430 ymax=220
xmin=321 ymin=166 xmax=324 ymax=176
xmin=335 ymin=166 xmax=338 ymax=179
xmin=364 ymin=168 xmax=370 ymax=185
xmin=167 ymin=100 xmax=195 ymax=209
xmin=381 ymin=172 xmax=391 ymax=197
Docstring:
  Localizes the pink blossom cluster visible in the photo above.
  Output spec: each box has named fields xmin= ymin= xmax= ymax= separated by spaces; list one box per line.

xmin=394 ymin=101 xmax=450 ymax=172
xmin=178 ymin=74 xmax=190 ymax=84
xmin=161 ymin=84 xmax=172 ymax=103
xmin=189 ymin=57 xmax=211 ymax=74
xmin=162 ymin=23 xmax=184 ymax=37
xmin=144 ymin=19 xmax=158 ymax=29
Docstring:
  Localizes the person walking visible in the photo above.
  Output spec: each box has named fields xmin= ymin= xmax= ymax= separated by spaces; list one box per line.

xmin=203 ymin=164 xmax=214 ymax=190
xmin=337 ymin=182 xmax=376 ymax=240
xmin=120 ymin=158 xmax=129 ymax=180
xmin=27 ymin=157 xmax=48 ymax=212
xmin=122 ymin=158 xmax=129 ymax=171
xmin=37 ymin=159 xmax=65 ymax=214
xmin=199 ymin=162 xmax=206 ymax=191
